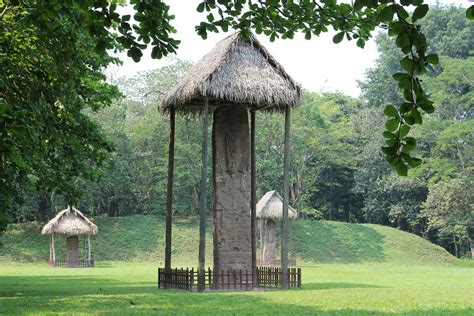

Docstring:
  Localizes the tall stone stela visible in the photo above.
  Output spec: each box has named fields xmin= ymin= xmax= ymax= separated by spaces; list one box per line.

xmin=213 ymin=107 xmax=251 ymax=274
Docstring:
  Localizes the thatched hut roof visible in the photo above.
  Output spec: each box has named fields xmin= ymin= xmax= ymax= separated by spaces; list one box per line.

xmin=256 ymin=190 xmax=297 ymax=220
xmin=41 ymin=206 xmax=98 ymax=236
xmin=160 ymin=32 xmax=302 ymax=114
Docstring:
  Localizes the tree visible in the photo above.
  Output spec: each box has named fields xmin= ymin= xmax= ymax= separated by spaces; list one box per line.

xmin=360 ymin=5 xmax=474 ymax=110
xmin=195 ymin=1 xmax=473 ymax=176
xmin=1 ymin=0 xmax=180 ymax=235
xmin=1 ymin=3 xmax=119 ymax=229
xmin=422 ymin=177 xmax=473 ymax=258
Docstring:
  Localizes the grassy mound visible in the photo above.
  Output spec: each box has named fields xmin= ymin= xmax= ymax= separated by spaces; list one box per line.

xmin=0 ymin=215 xmax=458 ymax=265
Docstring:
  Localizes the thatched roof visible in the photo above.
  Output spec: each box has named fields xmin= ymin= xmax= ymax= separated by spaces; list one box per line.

xmin=160 ymin=31 xmax=302 ymax=114
xmin=41 ymin=206 xmax=98 ymax=236
xmin=256 ymin=190 xmax=297 ymax=220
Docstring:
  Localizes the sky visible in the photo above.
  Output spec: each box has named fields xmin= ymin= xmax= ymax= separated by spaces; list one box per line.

xmin=109 ymin=0 xmax=471 ymax=97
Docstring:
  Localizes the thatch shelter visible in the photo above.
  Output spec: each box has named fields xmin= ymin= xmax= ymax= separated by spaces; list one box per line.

xmin=256 ymin=190 xmax=298 ymax=265
xmin=161 ymin=32 xmax=301 ymax=112
xmin=41 ymin=206 xmax=97 ymax=268
xmin=160 ymin=31 xmax=302 ymax=290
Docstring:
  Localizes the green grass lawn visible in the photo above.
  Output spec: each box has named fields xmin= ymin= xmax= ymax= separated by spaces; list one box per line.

xmin=0 ymin=262 xmax=472 ymax=315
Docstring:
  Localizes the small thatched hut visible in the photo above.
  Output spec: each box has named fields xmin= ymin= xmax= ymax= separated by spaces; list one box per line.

xmin=41 ymin=206 xmax=97 ymax=268
xmin=257 ymin=190 xmax=297 ymax=265
xmin=160 ymin=31 xmax=302 ymax=290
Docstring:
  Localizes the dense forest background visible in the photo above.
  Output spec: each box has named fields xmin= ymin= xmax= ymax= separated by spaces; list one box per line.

xmin=7 ymin=6 xmax=473 ymax=258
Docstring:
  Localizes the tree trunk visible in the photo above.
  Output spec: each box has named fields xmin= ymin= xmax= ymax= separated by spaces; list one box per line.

xmin=37 ymin=192 xmax=52 ymax=222
xmin=453 ymin=235 xmax=459 ymax=258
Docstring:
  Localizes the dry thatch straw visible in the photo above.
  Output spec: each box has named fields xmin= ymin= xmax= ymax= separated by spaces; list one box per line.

xmin=41 ymin=206 xmax=98 ymax=236
xmin=256 ymin=190 xmax=297 ymax=220
xmin=160 ymin=31 xmax=302 ymax=114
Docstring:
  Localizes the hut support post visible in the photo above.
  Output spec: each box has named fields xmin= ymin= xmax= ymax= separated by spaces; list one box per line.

xmin=198 ymin=97 xmax=209 ymax=292
xmin=260 ymin=219 xmax=264 ymax=261
xmin=52 ymin=233 xmax=56 ymax=263
xmin=281 ymin=105 xmax=291 ymax=288
xmin=250 ymin=110 xmax=257 ymax=288
xmin=87 ymin=235 xmax=91 ymax=265
xmin=165 ymin=105 xmax=175 ymax=278
xmin=49 ymin=234 xmax=53 ymax=263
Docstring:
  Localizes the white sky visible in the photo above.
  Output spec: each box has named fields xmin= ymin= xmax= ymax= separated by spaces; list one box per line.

xmin=109 ymin=0 xmax=470 ymax=97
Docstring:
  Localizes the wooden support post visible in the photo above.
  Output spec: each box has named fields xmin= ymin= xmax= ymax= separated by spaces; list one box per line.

xmin=87 ymin=234 xmax=91 ymax=265
xmin=49 ymin=234 xmax=52 ymax=262
xmin=198 ymin=97 xmax=209 ymax=292
xmin=260 ymin=219 xmax=265 ymax=262
xmin=281 ymin=105 xmax=291 ymax=289
xmin=165 ymin=105 xmax=175 ymax=277
xmin=52 ymin=233 xmax=55 ymax=263
xmin=250 ymin=110 xmax=257 ymax=288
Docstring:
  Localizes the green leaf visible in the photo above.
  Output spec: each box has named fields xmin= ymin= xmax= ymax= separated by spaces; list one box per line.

xmin=386 ymin=155 xmax=399 ymax=166
xmin=197 ymin=3 xmax=205 ymax=12
xmin=412 ymin=4 xmax=429 ymax=22
xmin=356 ymin=38 xmax=365 ymax=48
xmin=11 ymin=154 xmax=28 ymax=169
xmin=403 ymin=89 xmax=414 ymax=102
xmin=402 ymin=143 xmax=416 ymax=153
xmin=382 ymin=146 xmax=397 ymax=155
xmin=426 ymin=54 xmax=439 ymax=65
xmin=405 ymin=137 xmax=416 ymax=146
xmin=411 ymin=108 xmax=422 ymax=124
xmin=127 ymin=46 xmax=143 ymax=62
xmin=419 ymin=103 xmax=434 ymax=114
xmin=385 ymin=118 xmax=399 ymax=132
xmin=404 ymin=115 xmax=415 ymax=125
xmin=151 ymin=46 xmax=162 ymax=59
xmin=383 ymin=131 xmax=396 ymax=139
xmin=398 ymin=78 xmax=412 ymax=90
xmin=467 ymin=6 xmax=474 ymax=20
xmin=399 ymin=125 xmax=410 ymax=138
xmin=396 ymin=32 xmax=410 ymax=48
xmin=380 ymin=5 xmax=395 ymax=22
xmin=395 ymin=161 xmax=408 ymax=176
xmin=393 ymin=73 xmax=410 ymax=81
xmin=384 ymin=105 xmax=398 ymax=117
xmin=402 ymin=154 xmax=422 ymax=168
xmin=400 ymin=57 xmax=414 ymax=73
xmin=333 ymin=32 xmax=345 ymax=44
xmin=400 ymin=102 xmax=412 ymax=114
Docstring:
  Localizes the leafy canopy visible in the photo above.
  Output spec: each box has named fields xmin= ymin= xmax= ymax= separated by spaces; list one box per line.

xmin=193 ymin=0 xmax=473 ymax=176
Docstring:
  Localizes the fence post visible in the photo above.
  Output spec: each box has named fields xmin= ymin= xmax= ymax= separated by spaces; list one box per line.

xmin=298 ymin=268 xmax=301 ymax=288
xmin=221 ymin=269 xmax=224 ymax=291
xmin=208 ymin=267 xmax=212 ymax=290
xmin=257 ymin=267 xmax=262 ymax=287
xmin=158 ymin=268 xmax=161 ymax=289
xmin=246 ymin=269 xmax=249 ymax=290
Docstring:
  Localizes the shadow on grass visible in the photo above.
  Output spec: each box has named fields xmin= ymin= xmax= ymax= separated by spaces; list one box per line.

xmin=0 ymin=275 xmax=471 ymax=315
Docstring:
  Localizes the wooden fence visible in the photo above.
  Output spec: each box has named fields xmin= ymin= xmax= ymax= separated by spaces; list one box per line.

xmin=49 ymin=259 xmax=94 ymax=268
xmin=158 ymin=266 xmax=301 ymax=291
xmin=257 ymin=259 xmax=297 ymax=266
